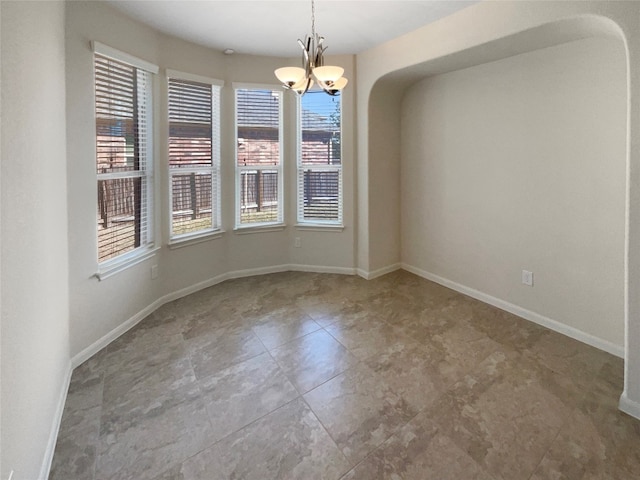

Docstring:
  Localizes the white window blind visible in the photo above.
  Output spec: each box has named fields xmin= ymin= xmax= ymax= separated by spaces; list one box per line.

xmin=235 ymin=87 xmax=283 ymax=227
xmin=168 ymin=74 xmax=222 ymax=239
xmin=297 ymin=91 xmax=342 ymax=224
xmin=95 ymin=53 xmax=154 ymax=263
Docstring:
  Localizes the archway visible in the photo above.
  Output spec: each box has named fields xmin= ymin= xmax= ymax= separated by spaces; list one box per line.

xmin=360 ymin=12 xmax=638 ymax=418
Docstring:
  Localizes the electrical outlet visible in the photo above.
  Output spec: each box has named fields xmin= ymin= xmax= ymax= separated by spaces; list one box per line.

xmin=522 ymin=270 xmax=534 ymax=286
xmin=151 ymin=264 xmax=159 ymax=279
xmin=294 ymin=237 xmax=301 ymax=248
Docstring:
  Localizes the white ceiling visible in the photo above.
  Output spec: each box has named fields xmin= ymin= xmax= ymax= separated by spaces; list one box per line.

xmin=106 ymin=0 xmax=478 ymax=57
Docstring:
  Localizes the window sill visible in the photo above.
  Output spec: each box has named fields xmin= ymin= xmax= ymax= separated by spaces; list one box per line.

xmin=234 ymin=223 xmax=286 ymax=235
xmin=168 ymin=229 xmax=225 ymax=250
xmin=295 ymin=223 xmax=344 ymax=232
xmin=96 ymin=247 xmax=159 ymax=281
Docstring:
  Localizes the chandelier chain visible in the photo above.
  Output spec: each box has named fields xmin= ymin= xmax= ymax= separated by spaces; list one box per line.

xmin=311 ymin=0 xmax=316 ymax=40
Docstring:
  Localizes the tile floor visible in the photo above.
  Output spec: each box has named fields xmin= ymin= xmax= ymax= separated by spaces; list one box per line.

xmin=49 ymin=270 xmax=640 ymax=479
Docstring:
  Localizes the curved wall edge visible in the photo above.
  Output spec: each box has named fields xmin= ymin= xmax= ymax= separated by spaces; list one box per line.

xmin=358 ymin=2 xmax=639 ymax=418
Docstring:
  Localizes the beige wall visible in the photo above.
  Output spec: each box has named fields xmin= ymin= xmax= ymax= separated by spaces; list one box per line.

xmin=356 ymin=0 xmax=640 ymax=417
xmin=365 ymin=84 xmax=403 ymax=275
xmin=3 ymin=1 xmax=640 ymax=476
xmin=66 ymin=1 xmax=356 ymax=360
xmin=1 ymin=2 xmax=70 ymax=479
xmin=400 ymin=37 xmax=626 ymax=347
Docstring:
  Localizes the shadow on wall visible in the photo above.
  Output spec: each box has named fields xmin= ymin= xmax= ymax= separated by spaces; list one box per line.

xmin=365 ymin=14 xmax=627 ymax=349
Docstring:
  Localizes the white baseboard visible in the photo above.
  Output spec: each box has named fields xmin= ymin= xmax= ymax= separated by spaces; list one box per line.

xmin=619 ymin=392 xmax=640 ymax=420
xmin=72 ymin=259 xmax=625 ymax=365
xmin=39 ymin=361 xmax=72 ymax=480
xmin=288 ymin=264 xmax=356 ymax=275
xmin=56 ymin=260 xmax=633 ymax=480
xmin=357 ymin=263 xmax=401 ymax=280
xmin=71 ymin=264 xmax=356 ymax=368
xmin=401 ymin=263 xmax=625 ymax=358
xmin=71 ymin=296 xmax=166 ymax=368
xmin=225 ymin=264 xmax=289 ymax=279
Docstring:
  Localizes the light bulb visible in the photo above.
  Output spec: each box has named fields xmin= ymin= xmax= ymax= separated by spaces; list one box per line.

xmin=324 ymin=77 xmax=348 ymax=96
xmin=275 ymin=67 xmax=305 ymax=87
xmin=293 ymin=77 xmax=313 ymax=95
xmin=331 ymin=77 xmax=348 ymax=90
xmin=313 ymin=65 xmax=344 ymax=83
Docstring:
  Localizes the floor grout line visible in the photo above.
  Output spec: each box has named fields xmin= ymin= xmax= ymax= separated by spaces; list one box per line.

xmin=51 ymin=271 xmax=635 ymax=480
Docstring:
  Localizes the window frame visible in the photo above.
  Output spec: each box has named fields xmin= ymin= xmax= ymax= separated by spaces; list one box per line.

xmin=92 ymin=42 xmax=159 ymax=280
xmin=166 ymin=69 xmax=224 ymax=246
xmin=296 ymin=91 xmax=344 ymax=227
xmin=233 ymin=83 xmax=285 ymax=231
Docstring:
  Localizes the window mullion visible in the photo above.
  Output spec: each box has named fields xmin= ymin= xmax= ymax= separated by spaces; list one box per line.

xmin=97 ymin=170 xmax=145 ymax=181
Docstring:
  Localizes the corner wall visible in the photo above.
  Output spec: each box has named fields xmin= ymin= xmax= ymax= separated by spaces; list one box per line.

xmin=400 ymin=37 xmax=626 ymax=349
xmin=357 ymin=1 xmax=640 ymax=418
xmin=365 ymin=84 xmax=403 ymax=276
xmin=1 ymin=2 xmax=71 ymax=479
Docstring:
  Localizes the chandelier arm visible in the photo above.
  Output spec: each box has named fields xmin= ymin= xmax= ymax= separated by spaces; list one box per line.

xmin=301 ymin=77 xmax=312 ymax=95
xmin=300 ymin=37 xmax=312 ymax=76
xmin=316 ymin=43 xmax=327 ymax=67
xmin=314 ymin=36 xmax=325 ymax=67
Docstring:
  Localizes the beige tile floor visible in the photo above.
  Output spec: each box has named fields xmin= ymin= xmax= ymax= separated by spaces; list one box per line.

xmin=49 ymin=270 xmax=640 ymax=480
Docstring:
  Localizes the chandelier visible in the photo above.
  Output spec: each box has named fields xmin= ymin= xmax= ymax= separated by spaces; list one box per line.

xmin=274 ymin=0 xmax=348 ymax=96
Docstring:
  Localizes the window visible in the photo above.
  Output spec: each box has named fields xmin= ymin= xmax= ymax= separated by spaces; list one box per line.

xmin=94 ymin=46 xmax=156 ymax=264
xmin=297 ymin=91 xmax=342 ymax=224
xmin=167 ymin=71 xmax=222 ymax=241
xmin=235 ymin=86 xmax=283 ymax=227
